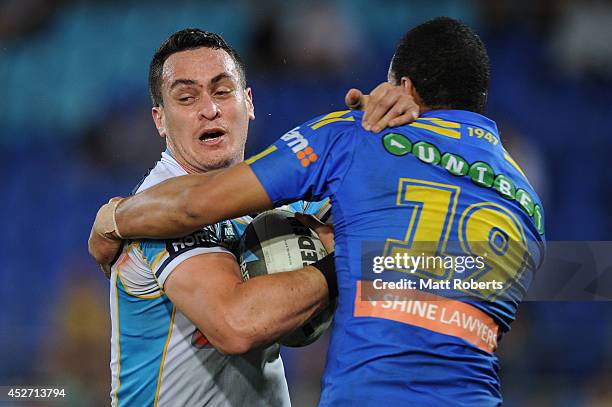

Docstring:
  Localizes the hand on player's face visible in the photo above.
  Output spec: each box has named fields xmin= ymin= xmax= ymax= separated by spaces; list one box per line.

xmin=344 ymin=82 xmax=419 ymax=133
xmin=294 ymin=213 xmax=335 ymax=253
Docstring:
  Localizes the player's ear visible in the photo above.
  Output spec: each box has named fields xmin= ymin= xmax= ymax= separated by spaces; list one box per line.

xmin=400 ymin=76 xmax=416 ymax=95
xmin=152 ymin=106 xmax=167 ymax=138
xmin=400 ymin=76 xmax=423 ymax=107
xmin=245 ymin=87 xmax=255 ymax=121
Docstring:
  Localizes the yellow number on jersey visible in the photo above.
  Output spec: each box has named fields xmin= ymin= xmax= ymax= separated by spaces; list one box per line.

xmin=383 ymin=177 xmax=530 ymax=299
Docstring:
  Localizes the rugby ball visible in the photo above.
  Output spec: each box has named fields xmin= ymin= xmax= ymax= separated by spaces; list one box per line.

xmin=239 ymin=209 xmax=335 ymax=347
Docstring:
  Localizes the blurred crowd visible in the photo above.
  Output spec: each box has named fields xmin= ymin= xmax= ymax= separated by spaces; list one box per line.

xmin=1 ymin=1 xmax=611 ymax=406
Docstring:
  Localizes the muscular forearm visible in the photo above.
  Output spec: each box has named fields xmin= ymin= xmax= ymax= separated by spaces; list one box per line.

xmin=115 ymin=163 xmax=273 ymax=239
xmin=227 ymin=266 xmax=329 ymax=350
xmin=116 ymin=173 xmax=213 ymax=238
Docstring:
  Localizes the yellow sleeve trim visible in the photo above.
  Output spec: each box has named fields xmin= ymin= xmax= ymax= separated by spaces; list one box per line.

xmin=153 ymin=306 xmax=177 ymax=407
xmin=315 ymin=200 xmax=331 ymax=219
xmin=246 ymin=145 xmax=278 ymax=165
xmin=409 ymin=122 xmax=461 ymax=139
xmin=418 ymin=117 xmax=461 ymax=128
xmin=503 ymin=152 xmax=527 ymax=177
xmin=309 ymin=110 xmax=354 ymax=130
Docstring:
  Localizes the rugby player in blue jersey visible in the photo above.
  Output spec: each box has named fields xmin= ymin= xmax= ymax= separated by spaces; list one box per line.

xmin=88 ymin=28 xmax=416 ymax=406
xmin=91 ymin=18 xmax=544 ymax=406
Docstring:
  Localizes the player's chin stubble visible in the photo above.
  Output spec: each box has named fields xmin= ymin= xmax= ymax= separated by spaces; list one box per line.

xmin=199 ymin=156 xmax=238 ymax=173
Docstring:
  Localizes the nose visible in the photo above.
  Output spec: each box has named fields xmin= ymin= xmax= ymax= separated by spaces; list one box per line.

xmin=198 ymin=93 xmax=220 ymax=120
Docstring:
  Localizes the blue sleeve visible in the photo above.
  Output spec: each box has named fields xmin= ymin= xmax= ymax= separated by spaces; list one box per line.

xmin=247 ymin=110 xmax=359 ymax=206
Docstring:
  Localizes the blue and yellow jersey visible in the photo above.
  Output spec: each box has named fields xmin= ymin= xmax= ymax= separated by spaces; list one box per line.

xmin=109 ymin=151 xmax=330 ymax=406
xmin=248 ymin=110 xmax=546 ymax=406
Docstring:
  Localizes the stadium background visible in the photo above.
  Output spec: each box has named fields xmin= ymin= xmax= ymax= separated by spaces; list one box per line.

xmin=1 ymin=0 xmax=611 ymax=405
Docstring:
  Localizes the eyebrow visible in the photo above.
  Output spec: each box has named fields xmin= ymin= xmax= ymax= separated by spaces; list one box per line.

xmin=209 ymin=73 xmax=234 ymax=86
xmin=169 ymin=73 xmax=235 ymax=92
xmin=169 ymin=79 xmax=199 ymax=91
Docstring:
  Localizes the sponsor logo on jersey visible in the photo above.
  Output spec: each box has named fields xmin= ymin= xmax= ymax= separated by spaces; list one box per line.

xmin=221 ymin=220 xmax=237 ymax=242
xmin=166 ymin=229 xmax=220 ymax=254
xmin=281 ymin=127 xmax=318 ymax=167
xmin=380 ymin=131 xmax=545 ymax=235
xmin=240 ymin=249 xmax=259 ymax=281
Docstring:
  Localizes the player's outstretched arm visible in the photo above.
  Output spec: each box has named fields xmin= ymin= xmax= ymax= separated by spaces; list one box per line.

xmin=88 ymin=162 xmax=271 ymax=264
xmin=118 ymin=163 xmax=272 ymax=237
xmin=89 ymin=84 xmax=416 ymax=265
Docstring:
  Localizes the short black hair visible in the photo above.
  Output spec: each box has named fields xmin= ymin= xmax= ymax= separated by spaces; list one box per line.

xmin=148 ymin=28 xmax=246 ymax=107
xmin=390 ymin=17 xmax=490 ymax=114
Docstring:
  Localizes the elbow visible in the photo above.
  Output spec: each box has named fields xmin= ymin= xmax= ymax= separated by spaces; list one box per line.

xmin=196 ymin=323 xmax=255 ymax=355
xmin=214 ymin=336 xmax=254 ymax=356
xmin=216 ymin=308 xmax=260 ymax=355
xmin=212 ymin=327 xmax=256 ymax=356
xmin=202 ymin=310 xmax=258 ymax=355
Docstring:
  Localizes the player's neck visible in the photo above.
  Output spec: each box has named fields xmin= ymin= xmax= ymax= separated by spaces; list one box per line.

xmin=421 ymin=104 xmax=457 ymax=113
xmin=169 ymin=151 xmax=241 ymax=175
xmin=419 ymin=105 xmax=432 ymax=114
xmin=172 ymin=154 xmax=203 ymax=174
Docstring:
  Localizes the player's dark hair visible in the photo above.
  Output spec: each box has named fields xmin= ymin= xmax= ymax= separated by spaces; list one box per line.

xmin=390 ymin=17 xmax=490 ymax=114
xmin=149 ymin=28 xmax=247 ymax=107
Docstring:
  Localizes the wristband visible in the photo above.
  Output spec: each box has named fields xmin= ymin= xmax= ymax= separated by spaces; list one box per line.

xmin=111 ymin=198 xmax=124 ymax=239
xmin=312 ymin=253 xmax=338 ymax=301
xmin=100 ymin=198 xmax=125 ymax=240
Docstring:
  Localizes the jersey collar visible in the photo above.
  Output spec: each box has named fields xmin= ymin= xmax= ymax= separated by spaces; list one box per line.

xmin=420 ymin=109 xmax=499 ymax=135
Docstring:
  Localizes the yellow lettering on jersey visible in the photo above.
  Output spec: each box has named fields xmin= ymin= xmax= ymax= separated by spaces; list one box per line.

xmin=458 ymin=201 xmax=529 ymax=299
xmin=384 ymin=178 xmax=460 ymax=280
xmin=384 ymin=177 xmax=531 ymax=300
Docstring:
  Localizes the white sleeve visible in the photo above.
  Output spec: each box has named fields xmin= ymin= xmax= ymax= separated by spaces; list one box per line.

xmin=137 ymin=227 xmax=237 ymax=289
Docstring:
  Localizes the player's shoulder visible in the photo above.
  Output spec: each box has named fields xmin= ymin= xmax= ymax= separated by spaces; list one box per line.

xmin=134 ymin=151 xmax=186 ymax=194
xmin=300 ymin=110 xmax=362 ymax=134
xmin=268 ymin=110 xmax=361 ymax=162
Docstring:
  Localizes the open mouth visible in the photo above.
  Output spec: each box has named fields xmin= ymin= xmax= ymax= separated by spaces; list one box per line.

xmin=199 ymin=130 xmax=225 ymax=143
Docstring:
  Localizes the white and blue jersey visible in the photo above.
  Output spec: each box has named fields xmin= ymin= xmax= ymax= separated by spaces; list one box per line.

xmin=109 ymin=151 xmax=329 ymax=406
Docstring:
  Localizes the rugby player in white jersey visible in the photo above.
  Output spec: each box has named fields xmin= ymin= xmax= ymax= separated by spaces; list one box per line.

xmin=92 ymin=28 xmax=418 ymax=406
